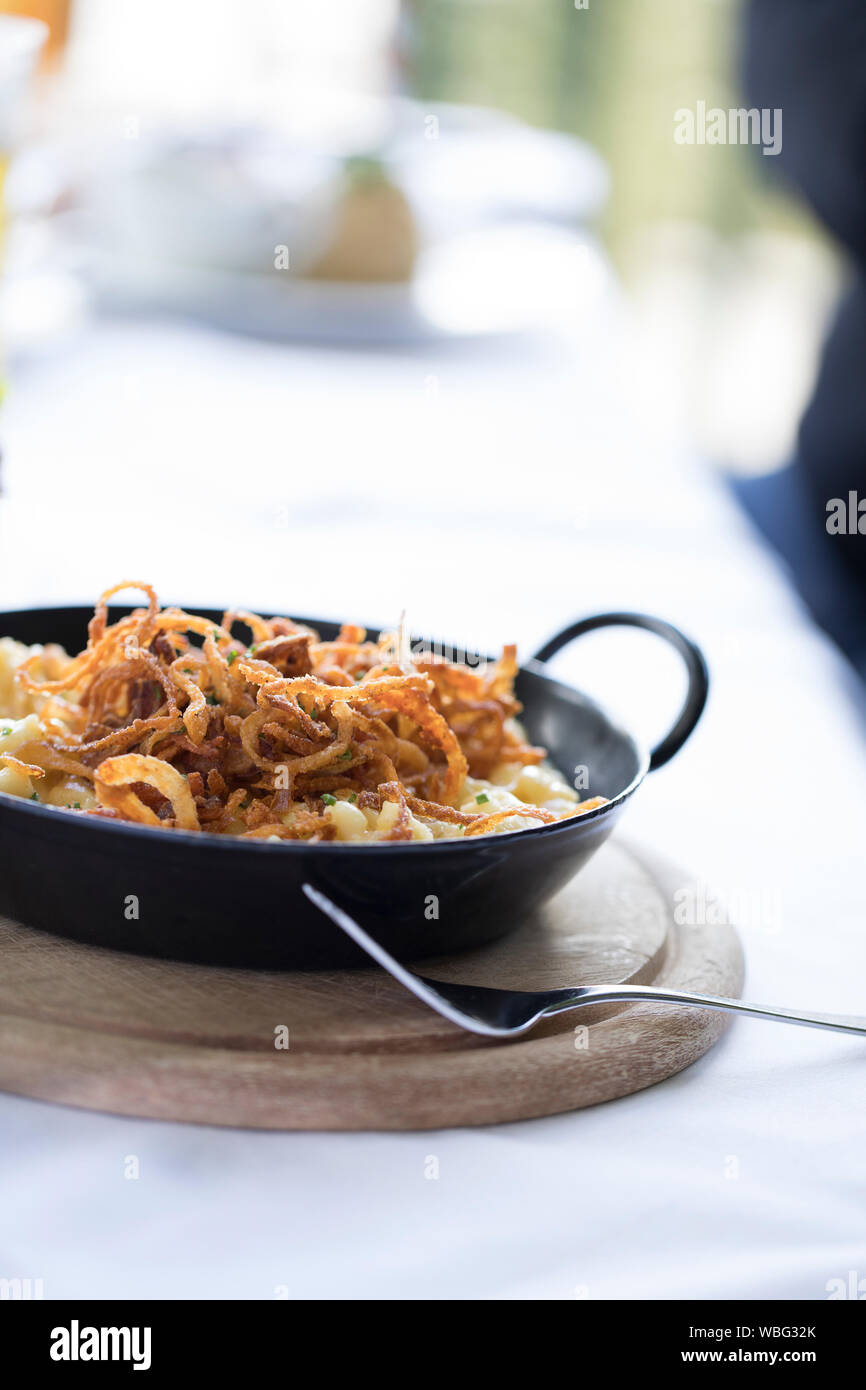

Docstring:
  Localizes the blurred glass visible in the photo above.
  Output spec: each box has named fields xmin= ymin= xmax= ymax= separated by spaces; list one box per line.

xmin=0 ymin=11 xmax=45 ymax=406
xmin=0 ymin=13 xmax=45 ymax=246
xmin=0 ymin=1 xmax=68 ymax=69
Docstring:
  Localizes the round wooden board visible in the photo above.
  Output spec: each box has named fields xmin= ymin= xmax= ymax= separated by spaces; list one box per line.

xmin=0 ymin=838 xmax=744 ymax=1130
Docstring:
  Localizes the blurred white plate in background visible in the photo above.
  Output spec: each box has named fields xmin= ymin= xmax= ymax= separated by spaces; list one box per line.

xmin=27 ymin=101 xmax=608 ymax=345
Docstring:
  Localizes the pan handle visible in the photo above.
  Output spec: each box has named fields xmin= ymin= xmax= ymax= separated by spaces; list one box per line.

xmin=532 ymin=612 xmax=709 ymax=772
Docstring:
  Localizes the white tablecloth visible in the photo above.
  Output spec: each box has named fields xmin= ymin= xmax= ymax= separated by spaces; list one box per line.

xmin=1 ymin=253 xmax=865 ymax=1300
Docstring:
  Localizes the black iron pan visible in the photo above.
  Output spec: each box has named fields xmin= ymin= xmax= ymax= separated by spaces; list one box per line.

xmin=0 ymin=608 xmax=708 ymax=968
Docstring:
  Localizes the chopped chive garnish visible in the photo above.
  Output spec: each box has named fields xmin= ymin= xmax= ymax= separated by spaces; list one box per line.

xmin=30 ymin=792 xmax=39 ymax=801
xmin=322 ymin=793 xmax=337 ymax=806
xmin=0 ymin=727 xmax=11 ymax=736
xmin=475 ymin=792 xmax=490 ymax=804
xmin=72 ymin=802 xmax=80 ymax=809
xmin=310 ymin=707 xmax=318 ymax=721
xmin=348 ymin=793 xmax=358 ymax=804
xmin=249 ymin=644 xmax=258 ymax=655
xmin=226 ymin=650 xmax=237 ymax=666
xmin=206 ymin=693 xmax=219 ymax=705
xmin=339 ymin=750 xmax=352 ymax=760
xmin=210 ymin=629 xmax=220 ymax=642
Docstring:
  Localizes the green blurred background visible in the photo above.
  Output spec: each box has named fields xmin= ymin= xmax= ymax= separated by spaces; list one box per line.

xmin=409 ymin=0 xmax=817 ymax=258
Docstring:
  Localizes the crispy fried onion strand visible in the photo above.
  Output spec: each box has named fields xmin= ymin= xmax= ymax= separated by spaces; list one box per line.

xmin=94 ymin=754 xmax=200 ymax=830
xmin=0 ymin=752 xmax=46 ymax=779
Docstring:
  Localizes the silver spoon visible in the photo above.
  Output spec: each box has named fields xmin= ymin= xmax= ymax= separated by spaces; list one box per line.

xmin=303 ymin=884 xmax=866 ymax=1041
